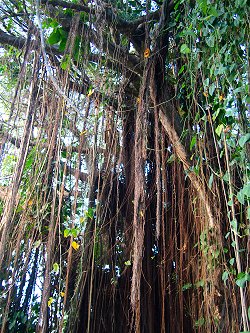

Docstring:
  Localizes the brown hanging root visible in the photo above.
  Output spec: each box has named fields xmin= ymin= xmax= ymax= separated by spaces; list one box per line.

xmin=130 ymin=87 xmax=148 ymax=332
xmin=0 ymin=52 xmax=40 ymax=271
xmin=36 ymin=100 xmax=65 ymax=333
xmin=158 ymin=109 xmax=214 ymax=229
xmin=149 ymin=78 xmax=162 ymax=240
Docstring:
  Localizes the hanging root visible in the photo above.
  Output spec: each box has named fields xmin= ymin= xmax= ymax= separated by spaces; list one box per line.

xmin=159 ymin=109 xmax=214 ymax=228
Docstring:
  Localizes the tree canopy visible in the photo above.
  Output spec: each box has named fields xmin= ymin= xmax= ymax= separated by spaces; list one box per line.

xmin=0 ymin=0 xmax=249 ymax=332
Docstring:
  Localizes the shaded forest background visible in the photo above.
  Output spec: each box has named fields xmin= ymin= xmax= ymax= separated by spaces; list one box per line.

xmin=0 ymin=0 xmax=249 ymax=332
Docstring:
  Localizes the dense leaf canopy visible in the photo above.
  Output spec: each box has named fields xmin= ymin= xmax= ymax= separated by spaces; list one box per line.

xmin=0 ymin=0 xmax=249 ymax=332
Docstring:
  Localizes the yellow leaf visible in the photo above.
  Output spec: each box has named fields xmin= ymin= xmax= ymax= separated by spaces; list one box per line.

xmin=140 ymin=210 xmax=144 ymax=217
xmin=87 ymin=89 xmax=94 ymax=97
xmin=219 ymin=94 xmax=225 ymax=101
xmin=177 ymin=107 xmax=185 ymax=117
xmin=203 ymin=91 xmax=208 ymax=97
xmin=144 ymin=48 xmax=150 ymax=58
xmin=28 ymin=199 xmax=33 ymax=206
xmin=80 ymin=130 xmax=87 ymax=136
xmin=60 ymin=291 xmax=65 ymax=297
xmin=48 ymin=297 xmax=54 ymax=307
xmin=80 ymin=216 xmax=85 ymax=224
xmin=71 ymin=241 xmax=80 ymax=251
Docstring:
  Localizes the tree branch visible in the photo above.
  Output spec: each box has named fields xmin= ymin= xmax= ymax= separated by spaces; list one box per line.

xmin=0 ymin=28 xmax=62 ymax=57
xmin=0 ymin=28 xmax=26 ymax=49
xmin=41 ymin=0 xmax=90 ymax=13
xmin=40 ymin=0 xmax=161 ymax=33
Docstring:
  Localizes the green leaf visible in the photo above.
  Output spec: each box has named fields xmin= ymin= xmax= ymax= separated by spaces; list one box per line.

xmin=212 ymin=108 xmax=222 ymax=122
xmin=235 ymin=0 xmax=247 ymax=7
xmin=47 ymin=29 xmax=61 ymax=45
xmin=182 ymin=29 xmax=196 ymax=38
xmin=248 ymin=306 xmax=250 ymax=320
xmin=167 ymin=154 xmax=175 ymax=163
xmin=120 ymin=35 xmax=129 ymax=47
xmin=236 ymin=272 xmax=250 ymax=288
xmin=237 ymin=184 xmax=250 ymax=204
xmin=61 ymin=151 xmax=67 ymax=158
xmin=229 ymin=258 xmax=235 ymax=265
xmin=182 ymin=283 xmax=192 ymax=291
xmin=59 ymin=38 xmax=67 ymax=52
xmin=208 ymin=173 xmax=213 ymax=189
xmin=53 ymin=262 xmax=59 ymax=273
xmin=24 ymin=148 xmax=36 ymax=171
xmin=180 ymin=44 xmax=191 ymax=54
xmin=178 ymin=65 xmax=185 ymax=75
xmin=209 ymin=82 xmax=216 ymax=96
xmin=237 ymin=189 xmax=245 ymax=204
xmin=197 ymin=0 xmax=207 ymax=13
xmin=190 ymin=135 xmax=196 ymax=150
xmin=33 ymin=240 xmax=41 ymax=248
xmin=215 ymin=124 xmax=224 ymax=136
xmin=234 ymin=86 xmax=245 ymax=94
xmin=42 ymin=18 xmax=57 ymax=29
xmin=124 ymin=260 xmax=131 ymax=266
xmin=242 ymin=183 xmax=250 ymax=197
xmin=86 ymin=207 xmax=94 ymax=219
xmin=230 ymin=219 xmax=237 ymax=232
xmin=222 ymin=271 xmax=229 ymax=284
xmin=64 ymin=228 xmax=71 ymax=238
xmin=239 ymin=133 xmax=250 ymax=147
xmin=206 ymin=35 xmax=215 ymax=48
xmin=223 ymin=173 xmax=230 ymax=183
xmin=209 ymin=6 xmax=219 ymax=17
xmin=236 ymin=279 xmax=246 ymax=288
xmin=203 ymin=78 xmax=209 ymax=87
xmin=195 ymin=317 xmax=205 ymax=327
xmin=195 ymin=279 xmax=205 ymax=288
xmin=61 ymin=55 xmax=71 ymax=70
xmin=9 ymin=320 xmax=16 ymax=330
xmin=58 ymin=27 xmax=68 ymax=39
xmin=71 ymin=228 xmax=80 ymax=238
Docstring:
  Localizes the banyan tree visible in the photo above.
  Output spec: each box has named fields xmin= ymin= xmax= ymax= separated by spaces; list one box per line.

xmin=0 ymin=0 xmax=249 ymax=332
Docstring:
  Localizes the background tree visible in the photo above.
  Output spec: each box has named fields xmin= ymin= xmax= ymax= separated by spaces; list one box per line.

xmin=0 ymin=0 xmax=249 ymax=332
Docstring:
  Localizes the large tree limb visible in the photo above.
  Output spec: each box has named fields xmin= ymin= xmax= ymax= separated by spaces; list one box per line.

xmin=0 ymin=28 xmax=61 ymax=56
xmin=40 ymin=0 xmax=176 ymax=55
xmin=41 ymin=0 xmax=90 ymax=13
xmin=40 ymin=0 xmax=162 ymax=33
xmin=0 ymin=28 xmax=26 ymax=49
